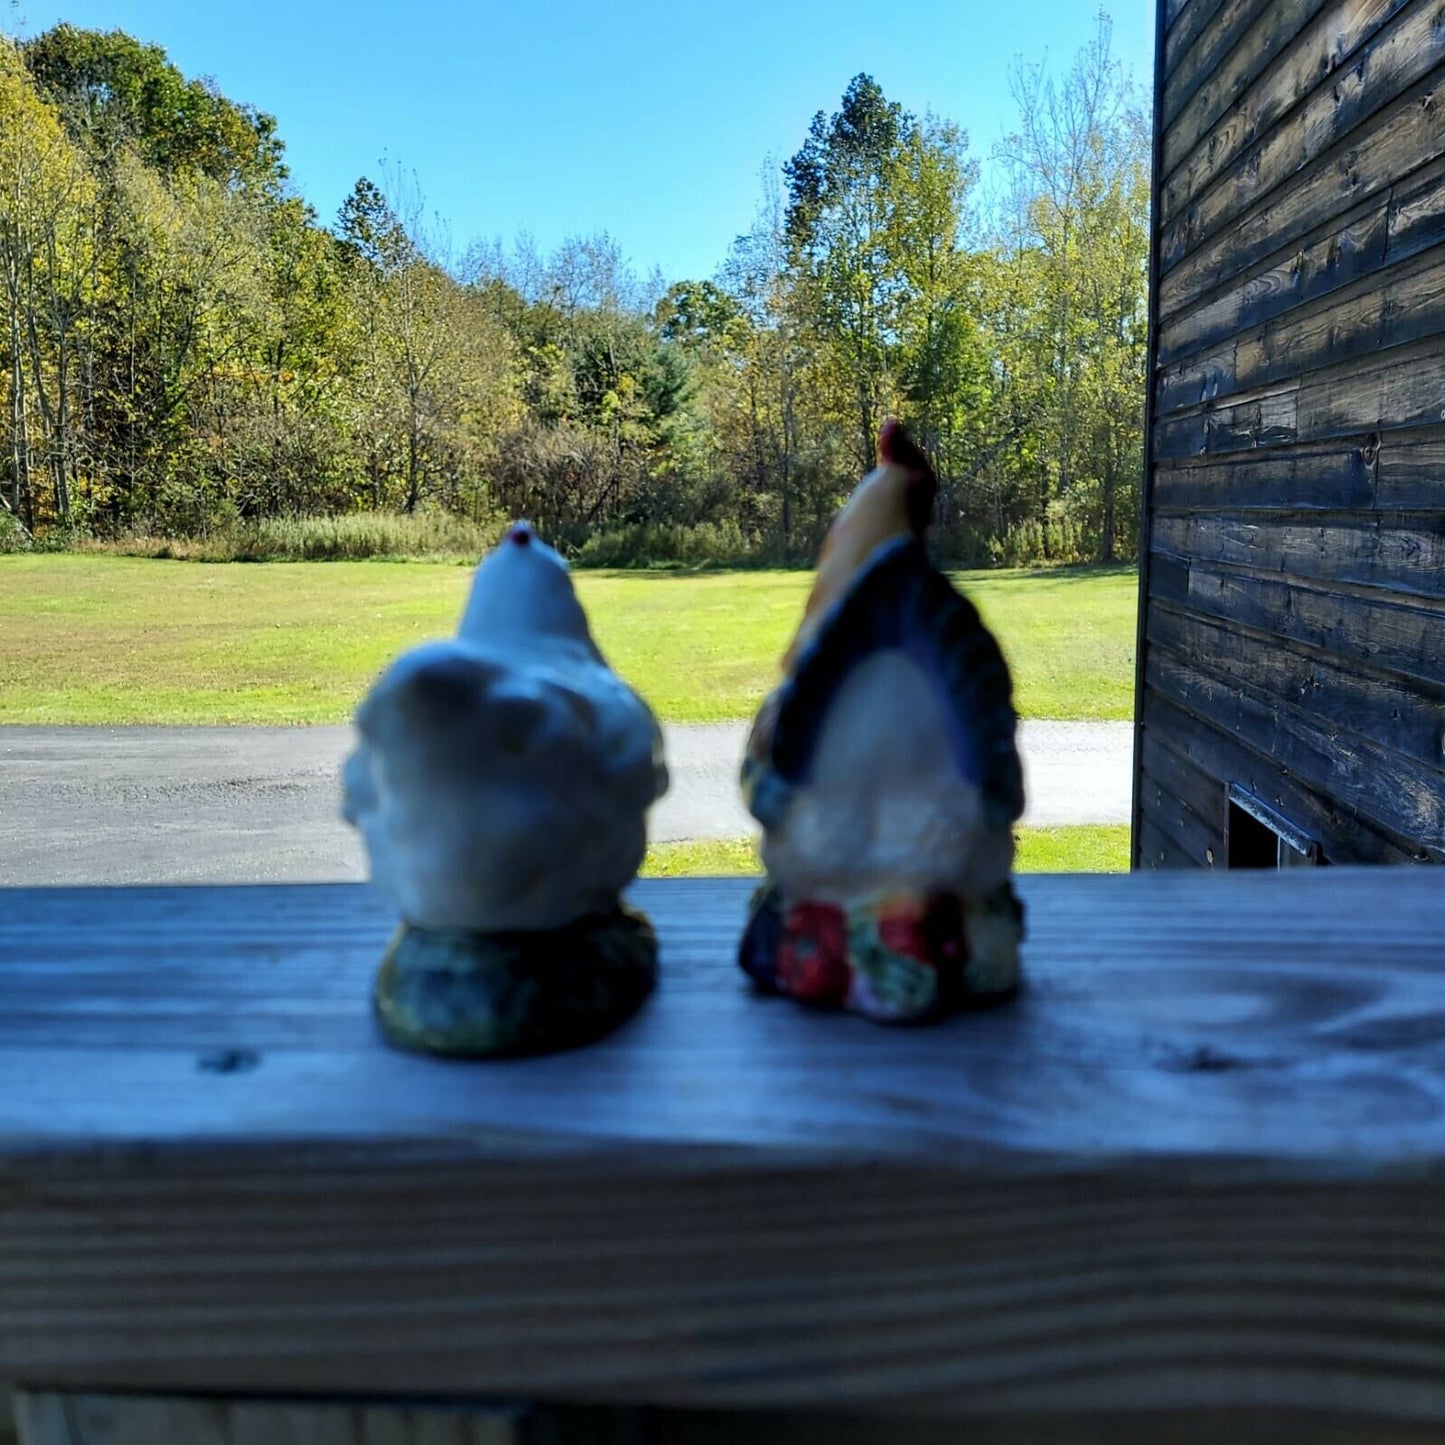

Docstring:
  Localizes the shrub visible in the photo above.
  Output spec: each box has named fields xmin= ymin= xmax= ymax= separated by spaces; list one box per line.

xmin=79 ymin=511 xmax=507 ymax=562
xmin=572 ymin=518 xmax=764 ymax=569
xmin=0 ymin=509 xmax=31 ymax=553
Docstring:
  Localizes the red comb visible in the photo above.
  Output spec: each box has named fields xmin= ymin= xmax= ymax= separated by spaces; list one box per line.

xmin=877 ymin=421 xmax=938 ymax=535
xmin=877 ymin=420 xmax=931 ymax=474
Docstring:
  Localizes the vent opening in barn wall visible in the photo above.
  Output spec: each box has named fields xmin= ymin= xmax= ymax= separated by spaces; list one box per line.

xmin=1134 ymin=0 xmax=1445 ymax=870
xmin=1226 ymin=784 xmax=1326 ymax=869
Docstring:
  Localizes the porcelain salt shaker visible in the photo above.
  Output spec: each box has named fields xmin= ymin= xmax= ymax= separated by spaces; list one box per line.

xmin=739 ymin=423 xmax=1025 ymax=1023
xmin=343 ymin=523 xmax=669 ymax=1055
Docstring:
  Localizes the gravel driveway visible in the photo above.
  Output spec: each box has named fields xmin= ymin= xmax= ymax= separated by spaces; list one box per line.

xmin=0 ymin=721 xmax=1133 ymax=885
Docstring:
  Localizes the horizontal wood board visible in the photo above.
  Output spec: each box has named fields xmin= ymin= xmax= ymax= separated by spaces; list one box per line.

xmin=6 ymin=875 xmax=1445 ymax=1428
xmin=1136 ymin=0 xmax=1445 ymax=868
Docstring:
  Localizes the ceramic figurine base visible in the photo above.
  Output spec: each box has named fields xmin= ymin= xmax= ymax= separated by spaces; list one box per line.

xmin=739 ymin=882 xmax=1024 ymax=1023
xmin=374 ymin=905 xmax=657 ymax=1058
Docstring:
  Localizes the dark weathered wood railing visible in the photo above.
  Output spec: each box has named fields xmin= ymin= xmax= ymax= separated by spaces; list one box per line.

xmin=2 ymin=870 xmax=1444 ymax=1442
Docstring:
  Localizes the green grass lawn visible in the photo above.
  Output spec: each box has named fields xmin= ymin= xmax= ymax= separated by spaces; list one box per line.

xmin=643 ymin=825 xmax=1130 ymax=876
xmin=0 ymin=554 xmax=1136 ymax=725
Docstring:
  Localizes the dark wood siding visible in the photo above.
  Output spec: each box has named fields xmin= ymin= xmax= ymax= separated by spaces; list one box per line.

xmin=1135 ymin=0 xmax=1445 ymax=868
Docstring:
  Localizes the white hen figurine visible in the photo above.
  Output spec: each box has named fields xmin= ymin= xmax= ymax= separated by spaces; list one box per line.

xmin=343 ymin=522 xmax=668 ymax=1057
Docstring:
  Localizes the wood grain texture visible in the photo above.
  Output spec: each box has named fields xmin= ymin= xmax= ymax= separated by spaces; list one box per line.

xmin=1135 ymin=811 xmax=1203 ymax=868
xmin=1137 ymin=768 xmax=1222 ymax=864
xmin=1296 ymin=334 xmax=1445 ymax=438
xmin=1142 ymin=0 xmax=1445 ymax=872
xmin=1157 ymin=326 xmax=1445 ymax=457
xmin=1147 ymin=602 xmax=1445 ymax=772
xmin=14 ymin=1394 xmax=521 ymax=1445
xmin=5 ymin=875 xmax=1445 ymax=1428
xmin=1151 ymin=555 xmax=1445 ymax=693
xmin=1160 ymin=0 xmax=1414 ymax=220
xmin=1152 ymin=443 xmax=1376 ymax=510
xmin=1158 ymin=242 xmax=1445 ymax=415
xmin=1159 ymin=60 xmax=1445 ymax=319
xmin=1161 ymin=0 xmax=1333 ymax=180
xmin=1378 ymin=431 xmax=1445 ymax=507
xmin=1150 ymin=512 xmax=1445 ymax=598
xmin=1161 ymin=0 xmax=1438 ymax=260
xmin=1145 ymin=649 xmax=1445 ymax=851
xmin=1157 ymin=192 xmax=1390 ymax=365
xmin=1153 ymin=382 xmax=1299 ymax=457
xmin=1163 ymin=0 xmax=1281 ymax=125
xmin=1139 ymin=692 xmax=1424 ymax=863
xmin=1158 ymin=149 xmax=1445 ymax=367
xmin=1140 ymin=729 xmax=1228 ymax=845
xmin=1165 ymin=0 xmax=1230 ymax=77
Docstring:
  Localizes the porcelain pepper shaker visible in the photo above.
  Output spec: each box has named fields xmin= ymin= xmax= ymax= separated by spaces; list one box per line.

xmin=739 ymin=422 xmax=1025 ymax=1023
xmin=343 ymin=523 xmax=668 ymax=1056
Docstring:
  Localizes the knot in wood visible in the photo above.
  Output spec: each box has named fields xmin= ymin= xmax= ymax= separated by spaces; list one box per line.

xmin=197 ymin=1049 xmax=261 ymax=1075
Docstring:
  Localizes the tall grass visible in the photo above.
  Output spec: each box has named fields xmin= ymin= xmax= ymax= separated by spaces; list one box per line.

xmin=77 ymin=512 xmax=505 ymax=562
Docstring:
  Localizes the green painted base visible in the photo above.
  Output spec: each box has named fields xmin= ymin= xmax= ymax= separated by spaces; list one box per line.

xmin=373 ymin=905 xmax=658 ymax=1058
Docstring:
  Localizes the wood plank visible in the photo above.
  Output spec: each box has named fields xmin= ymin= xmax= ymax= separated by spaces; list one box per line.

xmin=1138 ymin=687 xmax=1424 ymax=862
xmin=14 ymin=1394 xmax=521 ymax=1445
xmin=1159 ymin=61 xmax=1445 ymax=318
xmin=1135 ymin=811 xmax=1201 ymax=868
xmin=8 ymin=873 xmax=1445 ymax=1424
xmin=1157 ymin=335 xmax=1239 ymax=414
xmin=1161 ymin=0 xmax=1334 ymax=182
xmin=1165 ymin=0 xmax=1230 ymax=77
xmin=1298 ymin=334 xmax=1445 ymax=439
xmin=1153 ymin=429 xmax=1445 ymax=513
xmin=1153 ymin=384 xmax=1299 ymax=459
xmin=1141 ymin=729 xmax=1229 ymax=839
xmin=1158 ymin=151 xmax=1445 ymax=366
xmin=1253 ymin=248 xmax=1445 ymax=402
xmin=1157 ymin=194 xmax=1390 ymax=365
xmin=1163 ymin=0 xmax=1281 ymax=125
xmin=1159 ymin=243 xmax=1445 ymax=416
xmin=1158 ymin=333 xmax=1445 ymax=457
xmin=1151 ymin=512 xmax=1445 ymax=599
xmin=1151 ymin=556 xmax=1445 ymax=692
xmin=1138 ymin=762 xmax=1219 ymax=861
xmin=1161 ymin=0 xmax=1429 ymax=236
xmin=1145 ymin=649 xmax=1445 ymax=850
xmin=1386 ymin=148 xmax=1445 ymax=261
xmin=1151 ymin=444 xmax=1375 ymax=510
xmin=1147 ymin=602 xmax=1445 ymax=770
xmin=1138 ymin=766 xmax=1223 ymax=865
xmin=1378 ymin=430 xmax=1445 ymax=508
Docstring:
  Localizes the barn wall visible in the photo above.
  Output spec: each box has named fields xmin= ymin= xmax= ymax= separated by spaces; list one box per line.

xmin=1135 ymin=0 xmax=1445 ymax=868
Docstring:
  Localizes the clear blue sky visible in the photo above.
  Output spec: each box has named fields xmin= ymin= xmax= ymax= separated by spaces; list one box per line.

xmin=7 ymin=0 xmax=1156 ymax=283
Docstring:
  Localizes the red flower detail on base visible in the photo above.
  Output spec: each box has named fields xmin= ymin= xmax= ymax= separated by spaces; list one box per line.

xmin=878 ymin=893 xmax=969 ymax=969
xmin=777 ymin=901 xmax=850 ymax=1004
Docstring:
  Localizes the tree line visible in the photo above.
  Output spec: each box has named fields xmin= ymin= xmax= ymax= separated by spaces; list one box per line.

xmin=0 ymin=15 xmax=1148 ymax=565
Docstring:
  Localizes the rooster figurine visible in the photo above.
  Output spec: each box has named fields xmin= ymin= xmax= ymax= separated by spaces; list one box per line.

xmin=740 ymin=422 xmax=1025 ymax=1023
xmin=343 ymin=522 xmax=668 ymax=1056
